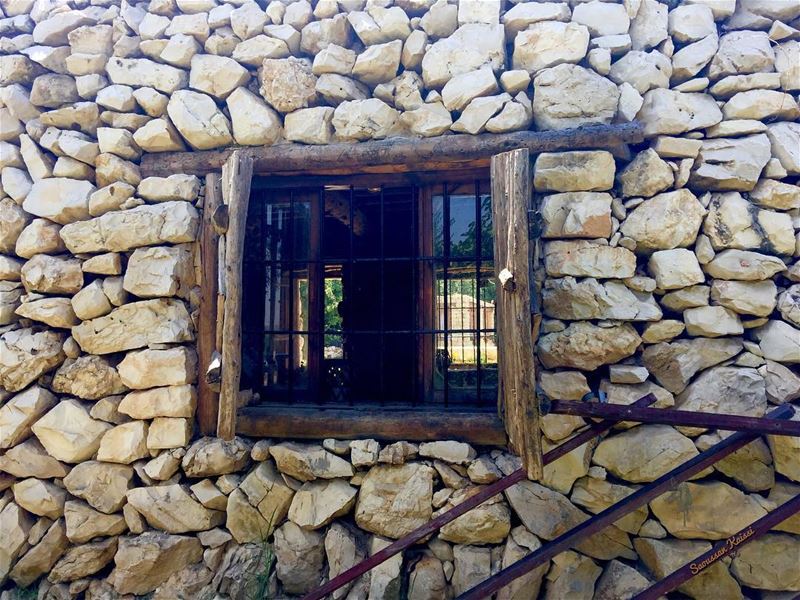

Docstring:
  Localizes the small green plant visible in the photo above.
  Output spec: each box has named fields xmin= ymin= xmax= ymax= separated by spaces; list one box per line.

xmin=245 ymin=510 xmax=277 ymax=600
xmin=10 ymin=586 xmax=38 ymax=600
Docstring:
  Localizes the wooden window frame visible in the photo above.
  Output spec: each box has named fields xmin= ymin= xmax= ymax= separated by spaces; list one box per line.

xmin=184 ymin=124 xmax=646 ymax=477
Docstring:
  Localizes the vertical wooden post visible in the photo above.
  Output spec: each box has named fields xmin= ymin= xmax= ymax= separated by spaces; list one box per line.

xmin=197 ymin=173 xmax=222 ymax=435
xmin=217 ymin=150 xmax=254 ymax=440
xmin=491 ymin=148 xmax=543 ymax=480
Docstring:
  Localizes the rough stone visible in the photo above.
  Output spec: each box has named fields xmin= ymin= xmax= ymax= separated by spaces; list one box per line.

xmin=49 ymin=537 xmax=117 ymax=583
xmin=439 ymin=487 xmax=511 ymax=544
xmin=270 ymin=442 xmax=354 ymax=481
xmin=9 ymin=518 xmax=69 ymax=588
xmin=32 ymin=399 xmax=111 ymax=463
xmin=274 ymin=521 xmax=324 ymax=595
xmin=51 ymin=355 xmax=126 ymax=400
xmin=533 ymin=151 xmax=615 ymax=192
xmin=0 ymin=385 xmax=56 ymax=449
xmin=167 ymin=89 xmax=233 ymax=151
xmin=532 ymin=64 xmax=619 ymax=130
xmin=540 ymin=192 xmax=612 ymax=239
xmin=118 ymin=385 xmax=196 ymax=420
xmin=109 ymin=532 xmax=203 ymax=595
xmin=648 ymin=248 xmax=705 ymax=289
xmin=545 ymin=241 xmax=636 ymax=279
xmin=21 ymin=177 xmax=94 ymax=225
xmin=635 ymin=537 xmax=742 ymax=599
xmin=97 ymin=421 xmax=149 ymax=464
xmin=13 ymin=478 xmax=66 ymax=519
xmin=72 ymin=298 xmax=194 ymax=355
xmin=421 ymin=24 xmax=505 ymax=88
xmin=651 ymin=481 xmax=767 ymax=539
xmin=543 ymin=277 xmax=661 ymax=321
xmin=64 ymin=500 xmax=126 ymax=543
xmin=617 ymin=149 xmax=674 ymax=198
xmin=512 ymin=22 xmax=589 ymax=74
xmin=709 ymin=31 xmax=775 ymax=81
xmin=63 ymin=461 xmax=133 ymax=514
xmin=538 ymin=322 xmax=641 ymax=371
xmin=226 ymin=87 xmax=282 ymax=147
xmin=288 ymin=479 xmax=357 ymax=530
xmin=182 ymin=437 xmax=250 ymax=478
xmin=704 ymin=249 xmax=786 ymax=281
xmin=593 ymin=425 xmax=698 ymax=482
xmin=355 ymin=463 xmax=434 ymax=539
xmin=621 ymin=189 xmax=704 ymax=251
xmin=636 ymin=89 xmax=722 ymax=136
xmin=127 ymin=485 xmax=224 ymax=533
xmin=689 ymin=134 xmax=772 ymax=191
xmin=15 ymin=218 xmax=65 ymax=259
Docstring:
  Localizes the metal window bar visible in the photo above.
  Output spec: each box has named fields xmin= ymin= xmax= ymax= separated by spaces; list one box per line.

xmin=633 ymin=493 xmax=800 ymax=600
xmin=301 ymin=393 xmax=659 ymax=600
xmin=246 ymin=182 xmax=494 ymax=409
xmin=456 ymin=402 xmax=796 ymax=600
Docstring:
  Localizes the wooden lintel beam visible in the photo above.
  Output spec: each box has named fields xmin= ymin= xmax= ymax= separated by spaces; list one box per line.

xmin=140 ymin=122 xmax=645 ymax=177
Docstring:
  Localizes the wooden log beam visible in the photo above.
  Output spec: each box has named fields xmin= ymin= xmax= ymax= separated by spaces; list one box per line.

xmin=140 ymin=122 xmax=645 ymax=177
xmin=196 ymin=173 xmax=222 ymax=435
xmin=217 ymin=150 xmax=254 ymax=440
xmin=237 ymin=407 xmax=507 ymax=445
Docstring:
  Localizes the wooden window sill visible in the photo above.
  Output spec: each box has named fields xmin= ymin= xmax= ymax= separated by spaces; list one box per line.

xmin=236 ymin=406 xmax=507 ymax=446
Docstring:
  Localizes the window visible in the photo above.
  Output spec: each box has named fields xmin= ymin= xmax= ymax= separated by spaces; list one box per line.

xmin=241 ymin=177 xmax=498 ymax=412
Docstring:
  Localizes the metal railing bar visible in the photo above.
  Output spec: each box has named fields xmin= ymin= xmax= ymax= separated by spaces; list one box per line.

xmin=301 ymin=393 xmax=660 ymax=600
xmin=455 ymin=403 xmax=795 ymax=600
xmin=633 ymin=493 xmax=800 ymax=600
xmin=549 ymin=400 xmax=800 ymax=437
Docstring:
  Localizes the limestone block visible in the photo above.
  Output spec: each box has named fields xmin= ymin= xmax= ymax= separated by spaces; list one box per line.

xmin=755 ymin=320 xmax=800 ymax=364
xmin=288 ymin=479 xmax=358 ymax=530
xmin=355 ymin=463 xmax=434 ymax=539
xmin=147 ymin=417 xmax=192 ymax=449
xmin=258 ymin=56 xmax=318 ymax=113
xmin=15 ymin=218 xmax=64 ymax=258
xmin=226 ymin=87 xmax=282 ymax=146
xmin=32 ymin=399 xmax=112 ymax=463
xmin=620 ymin=189 xmax=705 ymax=251
xmin=538 ymin=322 xmax=641 ymax=371
xmin=133 ymin=118 xmax=187 ymax=152
xmin=532 ymin=64 xmax=619 ymax=130
xmin=767 ymin=121 xmax=800 ymax=176
xmin=332 ymin=98 xmax=401 ymax=141
xmin=8 ymin=519 xmax=69 ymax=588
xmin=64 ymin=500 xmax=127 ymax=543
xmin=20 ymin=254 xmax=82 ymax=295
xmin=594 ymin=425 xmax=697 ymax=482
xmin=709 ymin=30 xmax=775 ymax=80
xmin=540 ymin=192 xmax=613 ymax=239
xmin=421 ymin=24 xmax=505 ymax=88
xmin=637 ymin=89 xmax=722 ymax=136
xmin=127 ymin=485 xmax=224 ymax=533
xmin=0 ymin=385 xmax=56 ymax=449
xmin=189 ymin=54 xmax=249 ymax=100
xmin=573 ymin=0 xmax=630 ymax=36
xmin=513 ymin=22 xmax=589 ymax=74
xmin=51 ymin=355 xmax=127 ymax=400
xmin=542 ymin=277 xmax=661 ymax=321
xmin=167 ymin=90 xmax=233 ymax=151
xmin=21 ymin=177 xmax=94 ymax=224
xmin=60 ymin=201 xmax=199 ymax=254
xmin=648 ymin=248 xmax=705 ymax=289
xmin=63 ymin=461 xmax=134 ymax=514
xmin=118 ymin=347 xmax=197 ymax=389
xmin=533 ymin=151 xmax=615 ymax=192
xmin=0 ymin=328 xmax=65 ymax=392
xmin=232 ymin=35 xmax=291 ymax=67
xmin=49 ymin=537 xmax=118 ymax=583
xmin=671 ymin=34 xmax=719 ymax=83
xmin=118 ymin=385 xmax=197 ymax=420
xmin=689 ymin=134 xmax=772 ymax=192
xmin=544 ymin=241 xmax=636 ymax=279
xmin=71 ymin=280 xmax=113 ymax=321
xmin=123 ymin=244 xmax=195 ymax=299
xmin=441 ymin=67 xmax=498 ymax=112
xmin=704 ymin=249 xmax=786 ymax=281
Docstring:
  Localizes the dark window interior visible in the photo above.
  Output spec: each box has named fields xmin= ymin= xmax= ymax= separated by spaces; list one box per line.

xmin=241 ymin=178 xmax=497 ymax=411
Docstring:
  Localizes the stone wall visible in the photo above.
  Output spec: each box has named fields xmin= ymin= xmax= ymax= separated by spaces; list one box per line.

xmin=1 ymin=0 xmax=800 ymax=597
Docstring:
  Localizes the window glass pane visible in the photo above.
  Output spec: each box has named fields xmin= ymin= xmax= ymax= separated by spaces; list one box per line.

xmin=264 ymin=263 xmax=309 ymax=332
xmin=262 ymin=333 xmax=309 ymax=393
xmin=383 ymin=260 xmax=413 ymax=331
xmin=263 ymin=198 xmax=292 ymax=262
xmin=292 ymin=193 xmax=313 ymax=261
xmin=479 ymin=184 xmax=493 ymax=260
xmin=383 ymin=187 xmax=413 ymax=258
xmin=449 ymin=184 xmax=477 ymax=259
xmin=323 ymin=188 xmax=352 ymax=260
xmin=432 ymin=190 xmax=444 ymax=258
xmin=353 ymin=187 xmax=381 ymax=258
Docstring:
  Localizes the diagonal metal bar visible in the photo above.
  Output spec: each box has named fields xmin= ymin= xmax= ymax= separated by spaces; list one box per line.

xmin=456 ymin=403 xmax=796 ymax=600
xmin=549 ymin=401 xmax=800 ymax=437
xmin=301 ymin=393 xmax=659 ymax=600
xmin=633 ymin=493 xmax=800 ymax=600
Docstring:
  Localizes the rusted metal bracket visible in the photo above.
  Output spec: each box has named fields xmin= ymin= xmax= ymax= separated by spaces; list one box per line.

xmin=455 ymin=403 xmax=796 ymax=600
